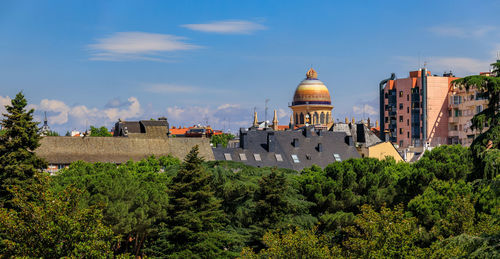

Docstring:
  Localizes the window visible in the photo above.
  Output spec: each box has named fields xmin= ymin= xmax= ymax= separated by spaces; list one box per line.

xmin=454 ymin=109 xmax=462 ymax=117
xmin=333 ymin=154 xmax=341 ymax=162
xmin=399 ymin=140 xmax=403 ymax=147
xmin=407 ymin=132 xmax=409 ymax=138
xmin=453 ymin=95 xmax=462 ymax=105
xmin=239 ymin=153 xmax=247 ymax=161
xmin=224 ymin=153 xmax=232 ymax=160
xmin=253 ymin=154 xmax=261 ymax=161
xmin=399 ymin=91 xmax=403 ymax=97
xmin=385 ymin=117 xmax=388 ymax=123
xmin=407 ymin=107 xmax=410 ymax=113
xmin=399 ymin=116 xmax=403 ymax=122
xmin=291 ymin=154 xmax=300 ymax=163
xmin=476 ymin=105 xmax=483 ymax=113
xmin=399 ymin=103 xmax=403 ymax=110
xmin=385 ymin=93 xmax=388 ymax=98
xmin=275 ymin=154 xmax=283 ymax=162
xmin=399 ymin=128 xmax=403 ymax=134
xmin=407 ymin=119 xmax=409 ymax=126
xmin=407 ymin=95 xmax=409 ymax=101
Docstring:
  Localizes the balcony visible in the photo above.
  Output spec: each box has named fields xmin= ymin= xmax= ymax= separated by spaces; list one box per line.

xmin=448 ymin=117 xmax=459 ymax=123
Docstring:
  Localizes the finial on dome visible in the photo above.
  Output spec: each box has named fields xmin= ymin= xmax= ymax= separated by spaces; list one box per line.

xmin=306 ymin=68 xmax=318 ymax=79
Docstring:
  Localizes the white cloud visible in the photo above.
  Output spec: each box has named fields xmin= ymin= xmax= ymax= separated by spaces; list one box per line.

xmin=217 ymin=103 xmax=239 ymax=110
xmin=30 ymin=97 xmax=142 ymax=128
xmin=0 ymin=96 xmax=12 ymax=116
xmin=145 ymin=84 xmax=201 ymax=94
xmin=181 ymin=20 xmax=266 ymax=34
xmin=88 ymin=32 xmax=200 ymax=61
xmin=429 ymin=25 xmax=496 ymax=38
xmin=278 ymin=108 xmax=289 ymax=120
xmin=353 ymin=104 xmax=377 ymax=116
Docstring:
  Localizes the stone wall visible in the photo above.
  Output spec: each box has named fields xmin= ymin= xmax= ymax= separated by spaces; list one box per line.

xmin=37 ymin=136 xmax=214 ymax=164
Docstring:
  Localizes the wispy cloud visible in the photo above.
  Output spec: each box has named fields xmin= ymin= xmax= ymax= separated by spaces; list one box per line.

xmin=181 ymin=20 xmax=266 ymax=34
xmin=353 ymin=104 xmax=378 ymax=116
xmin=145 ymin=84 xmax=201 ymax=94
xmin=428 ymin=25 xmax=496 ymax=38
xmin=88 ymin=32 xmax=200 ymax=61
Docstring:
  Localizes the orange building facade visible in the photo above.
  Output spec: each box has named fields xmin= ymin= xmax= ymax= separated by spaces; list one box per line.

xmin=380 ymin=69 xmax=458 ymax=149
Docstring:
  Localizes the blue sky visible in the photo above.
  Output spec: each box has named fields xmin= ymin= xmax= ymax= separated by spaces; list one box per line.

xmin=1 ymin=0 xmax=499 ymax=134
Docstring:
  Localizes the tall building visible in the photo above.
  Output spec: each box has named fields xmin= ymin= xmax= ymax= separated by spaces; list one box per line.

xmin=380 ymin=67 xmax=494 ymax=150
xmin=379 ymin=69 xmax=459 ymax=149
xmin=289 ymin=68 xmax=333 ymax=129
xmin=447 ymin=74 xmax=489 ymax=146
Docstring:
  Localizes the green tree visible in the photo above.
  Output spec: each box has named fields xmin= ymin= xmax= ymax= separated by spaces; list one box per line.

xmin=251 ymin=170 xmax=316 ymax=249
xmin=44 ymin=130 xmax=60 ymax=136
xmin=153 ymin=146 xmax=232 ymax=258
xmin=90 ymin=125 xmax=112 ymax=137
xmin=0 ymin=174 xmax=115 ymax=257
xmin=414 ymin=145 xmax=473 ymax=181
xmin=211 ymin=133 xmax=235 ymax=148
xmin=0 ymin=92 xmax=46 ymax=207
xmin=342 ymin=204 xmax=427 ymax=258
xmin=407 ymin=179 xmax=473 ymax=230
xmin=52 ymin=157 xmax=177 ymax=257
xmin=452 ymin=60 xmax=500 ymax=179
xmin=239 ymin=227 xmax=341 ymax=259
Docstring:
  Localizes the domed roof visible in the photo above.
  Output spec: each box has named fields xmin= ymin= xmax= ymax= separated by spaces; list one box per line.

xmin=292 ymin=68 xmax=331 ymax=106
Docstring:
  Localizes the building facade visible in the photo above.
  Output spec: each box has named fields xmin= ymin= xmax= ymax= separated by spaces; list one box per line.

xmin=447 ymin=78 xmax=489 ymax=146
xmin=380 ymin=69 xmax=458 ymax=149
xmin=380 ymin=68 xmax=494 ymax=149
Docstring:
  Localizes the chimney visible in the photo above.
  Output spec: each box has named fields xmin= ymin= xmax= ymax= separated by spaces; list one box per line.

xmin=375 ymin=120 xmax=379 ymax=128
xmin=293 ymin=138 xmax=299 ymax=147
xmin=345 ymin=135 xmax=354 ymax=146
xmin=367 ymin=117 xmax=371 ymax=127
xmin=289 ymin=114 xmax=294 ymax=130
xmin=317 ymin=142 xmax=323 ymax=152
xmin=304 ymin=127 xmax=312 ymax=138
xmin=240 ymin=128 xmax=248 ymax=149
xmin=267 ymin=132 xmax=276 ymax=152
xmin=352 ymin=117 xmax=355 ymax=124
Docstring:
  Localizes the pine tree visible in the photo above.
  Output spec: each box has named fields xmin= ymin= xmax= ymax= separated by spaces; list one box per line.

xmin=0 ymin=92 xmax=46 ymax=207
xmin=154 ymin=145 xmax=231 ymax=258
xmin=453 ymin=60 xmax=500 ymax=179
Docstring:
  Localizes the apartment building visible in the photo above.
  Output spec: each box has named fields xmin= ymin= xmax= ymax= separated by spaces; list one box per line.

xmin=448 ymin=76 xmax=489 ymax=146
xmin=379 ymin=69 xmax=457 ymax=149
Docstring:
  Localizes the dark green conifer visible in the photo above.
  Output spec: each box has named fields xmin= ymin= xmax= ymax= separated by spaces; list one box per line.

xmin=154 ymin=145 xmax=231 ymax=258
xmin=0 ymin=92 xmax=46 ymax=207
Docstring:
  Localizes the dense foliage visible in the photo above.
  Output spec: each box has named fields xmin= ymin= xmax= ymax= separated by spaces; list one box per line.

xmin=211 ymin=133 xmax=235 ymax=147
xmin=90 ymin=125 xmax=113 ymax=137
xmin=0 ymin=92 xmax=499 ymax=257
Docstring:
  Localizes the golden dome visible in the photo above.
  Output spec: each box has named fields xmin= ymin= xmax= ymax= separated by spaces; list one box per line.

xmin=292 ymin=69 xmax=331 ymax=106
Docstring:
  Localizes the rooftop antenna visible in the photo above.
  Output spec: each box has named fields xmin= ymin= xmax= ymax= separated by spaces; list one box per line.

xmin=418 ymin=51 xmax=421 ymax=68
xmin=264 ymin=99 xmax=269 ymax=128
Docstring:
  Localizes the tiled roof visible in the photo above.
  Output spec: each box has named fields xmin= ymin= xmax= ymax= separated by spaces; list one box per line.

xmin=213 ymin=127 xmax=360 ymax=171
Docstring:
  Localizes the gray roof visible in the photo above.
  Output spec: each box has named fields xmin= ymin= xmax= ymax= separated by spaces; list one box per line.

xmin=331 ymin=122 xmax=381 ymax=147
xmin=213 ymin=127 xmax=360 ymax=171
xmin=113 ymin=119 xmax=169 ymax=137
